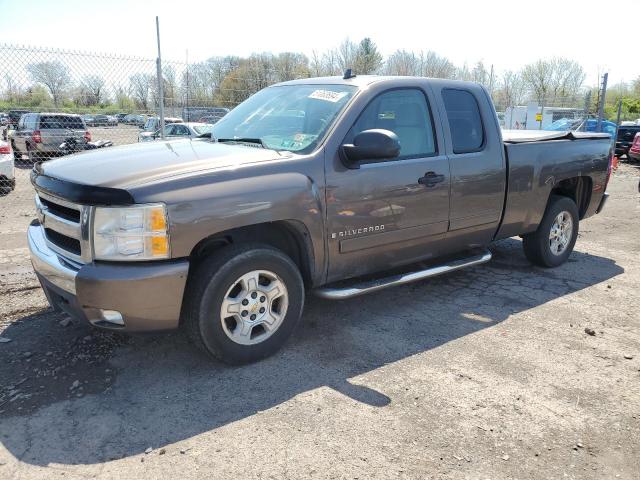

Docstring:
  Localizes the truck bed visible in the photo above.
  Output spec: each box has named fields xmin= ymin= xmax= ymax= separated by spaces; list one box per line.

xmin=502 ymin=129 xmax=611 ymax=143
xmin=495 ymin=131 xmax=612 ymax=240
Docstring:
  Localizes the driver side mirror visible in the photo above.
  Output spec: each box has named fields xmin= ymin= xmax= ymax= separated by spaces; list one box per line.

xmin=340 ymin=129 xmax=400 ymax=169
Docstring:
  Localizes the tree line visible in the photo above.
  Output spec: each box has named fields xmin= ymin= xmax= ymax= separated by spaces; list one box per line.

xmin=2 ymin=38 xmax=639 ymax=120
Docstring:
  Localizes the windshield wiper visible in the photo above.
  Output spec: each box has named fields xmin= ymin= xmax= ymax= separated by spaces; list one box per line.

xmin=216 ymin=137 xmax=266 ymax=148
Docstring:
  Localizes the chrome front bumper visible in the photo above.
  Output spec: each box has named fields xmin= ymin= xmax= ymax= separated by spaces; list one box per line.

xmin=28 ymin=220 xmax=190 ymax=332
xmin=28 ymin=222 xmax=78 ymax=294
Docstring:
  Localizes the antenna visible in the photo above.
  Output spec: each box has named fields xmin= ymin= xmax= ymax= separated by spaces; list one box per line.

xmin=343 ymin=68 xmax=356 ymax=80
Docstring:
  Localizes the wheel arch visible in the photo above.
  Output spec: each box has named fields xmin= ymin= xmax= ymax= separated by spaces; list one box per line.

xmin=550 ymin=176 xmax=592 ymax=219
xmin=189 ymin=220 xmax=317 ymax=288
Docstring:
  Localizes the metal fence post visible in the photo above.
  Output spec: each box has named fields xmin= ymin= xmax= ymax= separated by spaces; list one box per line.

xmin=596 ymin=73 xmax=608 ymax=133
xmin=155 ymin=16 xmax=165 ymax=139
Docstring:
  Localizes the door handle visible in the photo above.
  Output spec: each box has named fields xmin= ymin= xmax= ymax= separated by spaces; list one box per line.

xmin=418 ymin=172 xmax=445 ymax=187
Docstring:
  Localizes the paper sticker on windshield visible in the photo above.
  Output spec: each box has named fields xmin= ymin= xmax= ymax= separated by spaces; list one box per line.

xmin=308 ymin=90 xmax=348 ymax=103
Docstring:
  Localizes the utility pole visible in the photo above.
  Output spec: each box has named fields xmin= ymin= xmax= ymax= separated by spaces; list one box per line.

xmin=185 ymin=49 xmax=189 ymax=121
xmin=596 ymin=72 xmax=608 ymax=133
xmin=581 ymin=91 xmax=591 ymax=131
xmin=488 ymin=64 xmax=495 ymax=98
xmin=155 ymin=16 xmax=165 ymax=139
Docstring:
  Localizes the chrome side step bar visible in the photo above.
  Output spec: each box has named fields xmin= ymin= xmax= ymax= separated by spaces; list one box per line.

xmin=314 ymin=250 xmax=492 ymax=300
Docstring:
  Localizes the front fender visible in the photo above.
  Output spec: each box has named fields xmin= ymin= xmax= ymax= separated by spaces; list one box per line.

xmin=163 ymin=171 xmax=325 ymax=271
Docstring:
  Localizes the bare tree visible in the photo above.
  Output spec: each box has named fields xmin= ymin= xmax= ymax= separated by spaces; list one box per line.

xmin=522 ymin=57 xmax=585 ymax=104
xmin=419 ymin=51 xmax=456 ymax=78
xmin=129 ymin=73 xmax=153 ymax=111
xmin=275 ymin=52 xmax=310 ymax=81
xmin=385 ymin=50 xmax=420 ymax=76
xmin=2 ymin=74 xmax=21 ymax=103
xmin=494 ymin=70 xmax=526 ymax=108
xmin=80 ymin=75 xmax=106 ymax=105
xmin=310 ymin=50 xmax=324 ymax=77
xmin=471 ymin=61 xmax=490 ymax=86
xmin=337 ymin=38 xmax=358 ymax=72
xmin=26 ymin=60 xmax=71 ymax=106
xmin=162 ymin=65 xmax=177 ymax=107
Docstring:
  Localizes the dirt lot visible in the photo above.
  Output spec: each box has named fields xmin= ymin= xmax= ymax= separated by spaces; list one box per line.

xmin=0 ymin=161 xmax=639 ymax=480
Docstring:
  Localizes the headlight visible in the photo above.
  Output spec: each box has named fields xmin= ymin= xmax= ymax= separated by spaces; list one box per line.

xmin=93 ymin=204 xmax=169 ymax=261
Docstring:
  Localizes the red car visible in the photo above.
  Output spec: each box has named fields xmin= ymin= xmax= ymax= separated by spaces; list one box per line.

xmin=628 ymin=132 xmax=640 ymax=161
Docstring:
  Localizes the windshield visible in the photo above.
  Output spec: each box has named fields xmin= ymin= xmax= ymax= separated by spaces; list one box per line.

xmin=143 ymin=118 xmax=157 ymax=131
xmin=212 ymin=84 xmax=357 ymax=153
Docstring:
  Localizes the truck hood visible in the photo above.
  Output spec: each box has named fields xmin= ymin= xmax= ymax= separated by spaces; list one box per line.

xmin=40 ymin=139 xmax=283 ymax=189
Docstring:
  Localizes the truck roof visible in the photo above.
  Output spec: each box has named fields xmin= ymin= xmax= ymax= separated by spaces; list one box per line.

xmin=276 ymin=75 xmax=481 ymax=89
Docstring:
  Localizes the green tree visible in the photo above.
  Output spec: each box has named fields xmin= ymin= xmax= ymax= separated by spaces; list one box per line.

xmin=354 ymin=38 xmax=383 ymax=74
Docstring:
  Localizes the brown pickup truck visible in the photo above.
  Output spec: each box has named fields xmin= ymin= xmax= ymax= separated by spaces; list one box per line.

xmin=29 ymin=75 xmax=612 ymax=364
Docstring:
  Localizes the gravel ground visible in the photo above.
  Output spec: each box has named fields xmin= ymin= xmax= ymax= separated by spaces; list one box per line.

xmin=0 ymin=162 xmax=638 ymax=479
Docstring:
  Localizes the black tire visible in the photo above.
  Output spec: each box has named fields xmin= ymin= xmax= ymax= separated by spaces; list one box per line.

xmin=11 ymin=141 xmax=21 ymax=161
xmin=183 ymin=243 xmax=305 ymax=365
xmin=27 ymin=146 xmax=40 ymax=163
xmin=522 ymin=195 xmax=579 ymax=268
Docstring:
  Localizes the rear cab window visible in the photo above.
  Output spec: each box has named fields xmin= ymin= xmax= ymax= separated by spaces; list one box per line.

xmin=442 ymin=89 xmax=485 ymax=154
xmin=39 ymin=115 xmax=85 ymax=130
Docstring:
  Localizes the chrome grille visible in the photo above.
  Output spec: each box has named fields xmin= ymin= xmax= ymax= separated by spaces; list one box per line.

xmin=35 ymin=192 xmax=92 ymax=264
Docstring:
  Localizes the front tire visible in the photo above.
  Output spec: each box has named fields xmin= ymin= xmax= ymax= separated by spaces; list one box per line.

xmin=522 ymin=195 xmax=579 ymax=268
xmin=183 ymin=244 xmax=305 ymax=365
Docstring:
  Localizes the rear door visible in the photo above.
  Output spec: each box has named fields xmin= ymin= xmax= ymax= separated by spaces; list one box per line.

xmin=325 ymin=87 xmax=451 ymax=281
xmin=431 ymin=85 xmax=505 ymax=251
xmin=40 ymin=115 xmax=86 ymax=156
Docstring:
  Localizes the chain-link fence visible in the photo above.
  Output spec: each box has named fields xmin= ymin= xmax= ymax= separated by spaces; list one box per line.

xmin=494 ymin=93 xmax=594 ymax=131
xmin=0 ymin=43 xmax=616 ymax=215
xmin=0 ymin=44 xmax=314 ymax=209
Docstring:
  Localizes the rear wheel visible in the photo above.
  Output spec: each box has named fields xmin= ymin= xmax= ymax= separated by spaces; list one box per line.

xmin=27 ymin=145 xmax=41 ymax=163
xmin=522 ymin=195 xmax=579 ymax=268
xmin=183 ymin=243 xmax=305 ymax=365
xmin=11 ymin=141 xmax=21 ymax=161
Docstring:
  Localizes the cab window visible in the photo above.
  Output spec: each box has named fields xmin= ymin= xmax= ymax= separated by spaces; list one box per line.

xmin=345 ymin=89 xmax=437 ymax=160
xmin=442 ymin=89 xmax=485 ymax=154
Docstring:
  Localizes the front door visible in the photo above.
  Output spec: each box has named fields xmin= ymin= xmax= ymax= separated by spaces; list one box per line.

xmin=325 ymin=88 xmax=450 ymax=282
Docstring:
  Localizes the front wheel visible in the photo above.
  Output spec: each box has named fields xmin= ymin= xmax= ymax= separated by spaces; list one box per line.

xmin=183 ymin=244 xmax=305 ymax=365
xmin=522 ymin=195 xmax=579 ymax=268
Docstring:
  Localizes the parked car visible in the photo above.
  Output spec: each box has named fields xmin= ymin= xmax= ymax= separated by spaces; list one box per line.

xmin=28 ymin=75 xmax=612 ymax=365
xmin=84 ymin=114 xmax=111 ymax=127
xmin=12 ymin=112 xmax=90 ymax=161
xmin=8 ymin=109 xmax=31 ymax=128
xmin=615 ymin=124 xmax=640 ymax=158
xmin=123 ymin=114 xmax=146 ymax=126
xmin=115 ymin=113 xmax=128 ymax=122
xmin=140 ymin=116 xmax=183 ymax=135
xmin=548 ymin=118 xmax=617 ymax=137
xmin=81 ymin=114 xmax=95 ymax=126
xmin=196 ymin=108 xmax=230 ymax=124
xmin=183 ymin=107 xmax=230 ymax=122
xmin=106 ymin=115 xmax=118 ymax=126
xmin=0 ymin=140 xmax=15 ymax=192
xmin=0 ymin=112 xmax=9 ymax=126
xmin=627 ymin=132 xmax=640 ymax=162
xmin=138 ymin=122 xmax=213 ymax=142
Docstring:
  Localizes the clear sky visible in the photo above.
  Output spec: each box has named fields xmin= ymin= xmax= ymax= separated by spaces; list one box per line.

xmin=0 ymin=0 xmax=636 ymax=87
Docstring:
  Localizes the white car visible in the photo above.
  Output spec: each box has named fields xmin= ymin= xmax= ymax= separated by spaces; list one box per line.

xmin=0 ymin=140 xmax=16 ymax=193
xmin=138 ymin=122 xmax=214 ymax=142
